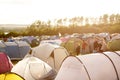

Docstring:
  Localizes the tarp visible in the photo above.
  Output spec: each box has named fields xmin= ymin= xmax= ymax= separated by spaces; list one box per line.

xmin=0 ymin=52 xmax=13 ymax=74
xmin=0 ymin=72 xmax=25 ymax=80
xmin=11 ymin=57 xmax=56 ymax=80
xmin=32 ymin=43 xmax=69 ymax=72
xmin=55 ymin=51 xmax=120 ymax=80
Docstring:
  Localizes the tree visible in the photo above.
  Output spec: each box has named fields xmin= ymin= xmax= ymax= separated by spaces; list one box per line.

xmin=98 ymin=16 xmax=103 ymax=24
xmin=79 ymin=16 xmax=84 ymax=26
xmin=85 ymin=17 xmax=89 ymax=25
xmin=47 ymin=20 xmax=51 ymax=27
xmin=109 ymin=14 xmax=115 ymax=24
xmin=57 ymin=19 xmax=63 ymax=27
xmin=103 ymin=14 xmax=108 ymax=24
xmin=115 ymin=14 xmax=120 ymax=24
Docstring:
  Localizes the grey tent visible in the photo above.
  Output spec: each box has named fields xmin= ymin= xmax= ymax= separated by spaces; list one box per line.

xmin=55 ymin=51 xmax=120 ymax=80
xmin=32 ymin=43 xmax=69 ymax=72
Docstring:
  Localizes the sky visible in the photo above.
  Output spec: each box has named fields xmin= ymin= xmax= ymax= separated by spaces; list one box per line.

xmin=0 ymin=0 xmax=120 ymax=24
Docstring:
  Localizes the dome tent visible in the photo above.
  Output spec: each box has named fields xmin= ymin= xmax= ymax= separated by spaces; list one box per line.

xmin=4 ymin=42 xmax=19 ymax=59
xmin=15 ymin=41 xmax=31 ymax=58
xmin=32 ymin=43 xmax=69 ymax=72
xmin=0 ymin=41 xmax=6 ymax=52
xmin=107 ymin=39 xmax=120 ymax=51
xmin=55 ymin=51 xmax=120 ymax=80
xmin=11 ymin=56 xmax=56 ymax=80
xmin=0 ymin=72 xmax=25 ymax=80
xmin=2 ymin=41 xmax=30 ymax=60
xmin=60 ymin=37 xmax=83 ymax=56
xmin=21 ymin=36 xmax=40 ymax=48
xmin=0 ymin=52 xmax=13 ymax=74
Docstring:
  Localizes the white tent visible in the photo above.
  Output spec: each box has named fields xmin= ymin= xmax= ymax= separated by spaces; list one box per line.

xmin=40 ymin=39 xmax=62 ymax=46
xmin=11 ymin=56 xmax=56 ymax=80
xmin=55 ymin=51 xmax=120 ymax=80
xmin=32 ymin=43 xmax=69 ymax=72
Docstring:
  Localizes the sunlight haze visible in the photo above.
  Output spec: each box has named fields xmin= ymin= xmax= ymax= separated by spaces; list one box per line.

xmin=0 ymin=0 xmax=120 ymax=24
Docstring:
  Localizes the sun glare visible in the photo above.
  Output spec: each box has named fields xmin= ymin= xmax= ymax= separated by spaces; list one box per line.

xmin=0 ymin=0 xmax=119 ymax=24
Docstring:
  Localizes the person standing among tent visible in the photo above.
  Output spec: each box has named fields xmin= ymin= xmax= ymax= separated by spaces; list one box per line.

xmin=93 ymin=37 xmax=103 ymax=53
xmin=76 ymin=45 xmax=80 ymax=55
xmin=99 ymin=38 xmax=107 ymax=52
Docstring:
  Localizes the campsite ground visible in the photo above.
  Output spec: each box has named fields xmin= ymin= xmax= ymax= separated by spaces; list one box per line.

xmin=12 ymin=60 xmax=19 ymax=65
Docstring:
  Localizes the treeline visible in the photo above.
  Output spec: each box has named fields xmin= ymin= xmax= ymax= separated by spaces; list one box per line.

xmin=0 ymin=14 xmax=120 ymax=38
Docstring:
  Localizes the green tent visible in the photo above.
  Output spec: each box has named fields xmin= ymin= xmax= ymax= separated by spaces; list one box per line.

xmin=107 ymin=39 xmax=120 ymax=51
xmin=61 ymin=37 xmax=83 ymax=56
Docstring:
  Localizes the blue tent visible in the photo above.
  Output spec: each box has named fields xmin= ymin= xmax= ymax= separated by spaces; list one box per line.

xmin=21 ymin=36 xmax=39 ymax=48
xmin=4 ymin=42 xmax=19 ymax=59
xmin=0 ymin=41 xmax=6 ymax=53
xmin=3 ymin=41 xmax=30 ymax=60
xmin=15 ymin=41 xmax=31 ymax=58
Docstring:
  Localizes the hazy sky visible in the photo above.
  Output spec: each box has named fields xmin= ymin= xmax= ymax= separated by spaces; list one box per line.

xmin=0 ymin=0 xmax=120 ymax=24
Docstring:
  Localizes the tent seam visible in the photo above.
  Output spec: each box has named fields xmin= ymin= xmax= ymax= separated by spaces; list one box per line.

xmin=113 ymin=51 xmax=120 ymax=57
xmin=102 ymin=52 xmax=119 ymax=80
xmin=76 ymin=57 xmax=91 ymax=80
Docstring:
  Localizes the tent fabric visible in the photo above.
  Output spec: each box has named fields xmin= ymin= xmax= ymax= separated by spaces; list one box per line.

xmin=4 ymin=42 xmax=20 ymax=59
xmin=0 ymin=72 xmax=25 ymax=80
xmin=40 ymin=39 xmax=62 ymax=46
xmin=32 ymin=43 xmax=59 ymax=59
xmin=60 ymin=37 xmax=83 ymax=56
xmin=107 ymin=39 xmax=120 ymax=51
xmin=32 ymin=43 xmax=69 ymax=72
xmin=55 ymin=51 xmax=120 ymax=80
xmin=0 ymin=52 xmax=13 ymax=74
xmin=15 ymin=41 xmax=31 ymax=58
xmin=0 ymin=41 xmax=6 ymax=52
xmin=21 ymin=36 xmax=40 ymax=48
xmin=1 ymin=41 xmax=30 ymax=60
xmin=11 ymin=57 xmax=57 ymax=80
xmin=55 ymin=56 xmax=90 ymax=80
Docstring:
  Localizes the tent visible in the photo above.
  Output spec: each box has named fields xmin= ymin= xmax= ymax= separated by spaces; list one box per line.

xmin=0 ymin=41 xmax=6 ymax=52
xmin=3 ymin=41 xmax=30 ymax=60
xmin=11 ymin=56 xmax=56 ymax=80
xmin=40 ymin=39 xmax=62 ymax=46
xmin=0 ymin=72 xmax=25 ymax=80
xmin=60 ymin=37 xmax=83 ymax=56
xmin=21 ymin=36 xmax=40 ymax=48
xmin=107 ymin=39 xmax=120 ymax=51
xmin=15 ymin=41 xmax=31 ymax=58
xmin=0 ymin=52 xmax=13 ymax=74
xmin=55 ymin=51 xmax=120 ymax=80
xmin=4 ymin=42 xmax=20 ymax=59
xmin=32 ymin=43 xmax=69 ymax=72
